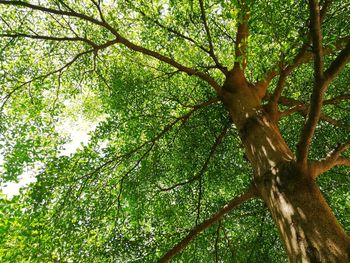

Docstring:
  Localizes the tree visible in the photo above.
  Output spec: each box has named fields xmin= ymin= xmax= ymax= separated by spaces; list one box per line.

xmin=0 ymin=0 xmax=349 ymax=262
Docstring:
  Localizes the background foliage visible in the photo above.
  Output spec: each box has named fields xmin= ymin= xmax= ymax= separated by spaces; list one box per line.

xmin=0 ymin=0 xmax=349 ymax=262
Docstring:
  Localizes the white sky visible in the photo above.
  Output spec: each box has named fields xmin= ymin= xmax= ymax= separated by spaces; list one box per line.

xmin=0 ymin=116 xmax=101 ymax=198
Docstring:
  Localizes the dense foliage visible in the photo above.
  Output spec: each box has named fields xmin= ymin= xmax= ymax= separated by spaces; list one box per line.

xmin=0 ymin=0 xmax=349 ymax=262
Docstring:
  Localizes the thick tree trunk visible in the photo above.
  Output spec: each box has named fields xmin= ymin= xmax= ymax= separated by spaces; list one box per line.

xmin=258 ymin=165 xmax=350 ymax=262
xmin=223 ymin=73 xmax=350 ymax=262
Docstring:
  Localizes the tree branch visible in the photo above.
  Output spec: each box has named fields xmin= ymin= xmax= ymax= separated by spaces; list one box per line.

xmin=256 ymin=36 xmax=349 ymax=99
xmin=277 ymin=96 xmax=350 ymax=131
xmin=324 ymin=94 xmax=350 ymax=105
xmin=268 ymin=45 xmax=309 ymax=105
xmin=0 ymin=0 xmax=222 ymax=95
xmin=0 ymin=49 xmax=93 ymax=111
xmin=134 ymin=5 xmax=209 ymax=54
xmin=0 ymin=0 xmax=107 ymax=27
xmin=232 ymin=2 xmax=249 ymax=72
xmin=0 ymin=38 xmax=119 ymax=111
xmin=320 ymin=0 xmax=332 ymax=22
xmin=121 ymin=97 xmax=220 ymax=160
xmin=334 ymin=156 xmax=350 ymax=168
xmin=324 ymin=40 xmax=350 ymax=85
xmin=111 ymin=31 xmax=222 ymax=94
xmin=309 ymin=0 xmax=324 ymax=80
xmin=255 ymin=69 xmax=279 ymax=100
xmin=0 ymin=33 xmax=97 ymax=47
xmin=157 ymin=185 xmax=257 ymax=263
xmin=198 ymin=0 xmax=226 ymax=73
xmin=158 ymin=123 xmax=230 ymax=192
xmin=296 ymin=0 xmax=326 ymax=166
xmin=310 ymin=141 xmax=350 ymax=177
xmin=90 ymin=0 xmax=106 ymax=22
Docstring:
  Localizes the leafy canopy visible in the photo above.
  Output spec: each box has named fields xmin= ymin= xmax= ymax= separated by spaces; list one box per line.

xmin=0 ymin=0 xmax=349 ymax=262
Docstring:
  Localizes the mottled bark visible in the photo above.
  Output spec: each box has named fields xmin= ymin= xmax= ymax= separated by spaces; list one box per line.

xmin=222 ymin=73 xmax=350 ymax=263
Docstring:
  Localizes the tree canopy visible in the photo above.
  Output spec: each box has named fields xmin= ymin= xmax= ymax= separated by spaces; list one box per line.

xmin=0 ymin=0 xmax=349 ymax=262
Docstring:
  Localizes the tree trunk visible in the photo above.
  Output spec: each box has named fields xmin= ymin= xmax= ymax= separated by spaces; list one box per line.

xmin=258 ymin=165 xmax=350 ymax=263
xmin=223 ymin=73 xmax=350 ymax=262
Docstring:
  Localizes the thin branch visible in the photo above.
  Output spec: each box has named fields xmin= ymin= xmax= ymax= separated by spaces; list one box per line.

xmin=277 ymin=96 xmax=350 ymax=131
xmin=157 ymin=185 xmax=257 ymax=263
xmin=310 ymin=141 xmax=350 ymax=177
xmin=269 ymin=45 xmax=309 ymax=105
xmin=117 ymin=97 xmax=219 ymax=170
xmin=212 ymin=19 xmax=236 ymax=44
xmin=117 ymin=145 xmax=154 ymax=213
xmin=0 ymin=0 xmax=222 ymax=94
xmin=0 ymin=49 xmax=92 ymax=111
xmin=195 ymin=173 xmax=203 ymax=225
xmin=0 ymin=39 xmax=118 ymax=111
xmin=256 ymin=36 xmax=349 ymax=98
xmin=0 ymin=0 xmax=107 ymax=27
xmin=198 ymin=0 xmax=226 ymax=73
xmin=74 ymin=110 xmax=196 ymax=182
xmin=56 ymin=0 xmax=76 ymax=13
xmin=0 ymin=33 xmax=97 ymax=47
xmin=324 ymin=94 xmax=350 ymax=105
xmin=158 ymin=123 xmax=230 ymax=192
xmin=90 ymin=0 xmax=105 ymax=22
xmin=214 ymin=221 xmax=221 ymax=263
xmin=119 ymin=98 xmax=218 ymax=157
xmin=135 ymin=6 xmax=209 ymax=53
xmin=74 ymin=100 xmax=217 ymax=194
xmin=222 ymin=226 xmax=237 ymax=262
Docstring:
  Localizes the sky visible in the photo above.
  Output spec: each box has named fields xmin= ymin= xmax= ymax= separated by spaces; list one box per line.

xmin=0 ymin=116 xmax=101 ymax=198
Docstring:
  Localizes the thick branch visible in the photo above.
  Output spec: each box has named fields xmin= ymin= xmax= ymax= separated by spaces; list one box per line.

xmin=255 ymin=69 xmax=278 ymax=99
xmin=311 ymin=141 xmax=350 ymax=177
xmin=232 ymin=3 xmax=249 ymax=72
xmin=111 ymin=31 xmax=222 ymax=94
xmin=334 ymin=156 xmax=350 ymax=168
xmin=309 ymin=0 xmax=324 ymax=80
xmin=324 ymin=40 xmax=350 ymax=85
xmin=157 ymin=185 xmax=257 ymax=263
xmin=256 ymin=36 xmax=349 ymax=99
xmin=296 ymin=1 xmax=326 ymax=166
xmin=0 ymin=0 xmax=222 ymax=95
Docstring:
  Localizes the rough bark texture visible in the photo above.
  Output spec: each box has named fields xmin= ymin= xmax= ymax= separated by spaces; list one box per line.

xmin=259 ymin=165 xmax=350 ymax=263
xmin=223 ymin=71 xmax=350 ymax=263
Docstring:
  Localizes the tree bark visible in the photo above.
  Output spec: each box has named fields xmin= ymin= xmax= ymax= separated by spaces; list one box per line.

xmin=258 ymin=165 xmax=350 ymax=263
xmin=222 ymin=73 xmax=350 ymax=263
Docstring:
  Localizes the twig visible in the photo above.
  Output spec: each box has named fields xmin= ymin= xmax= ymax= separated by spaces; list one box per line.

xmin=157 ymin=184 xmax=257 ymax=263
